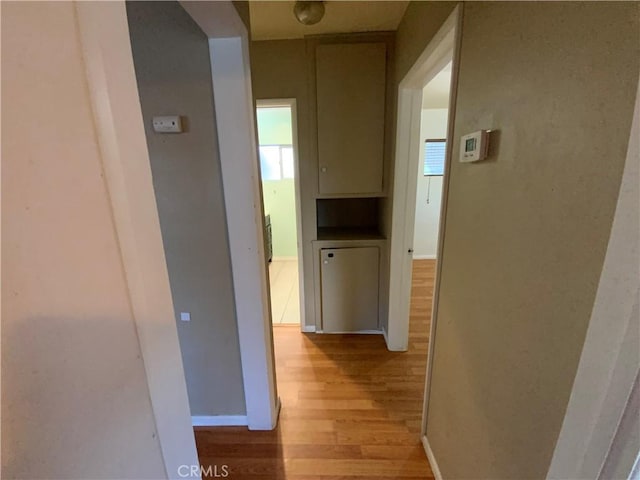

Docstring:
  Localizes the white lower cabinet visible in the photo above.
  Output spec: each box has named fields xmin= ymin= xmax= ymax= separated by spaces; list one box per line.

xmin=320 ymin=247 xmax=379 ymax=332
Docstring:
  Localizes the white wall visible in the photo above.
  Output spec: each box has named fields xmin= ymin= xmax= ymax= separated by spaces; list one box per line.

xmin=1 ymin=2 xmax=167 ymax=477
xmin=413 ymin=108 xmax=448 ymax=258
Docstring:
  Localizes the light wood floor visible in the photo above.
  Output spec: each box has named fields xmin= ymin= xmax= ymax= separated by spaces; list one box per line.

xmin=269 ymin=259 xmax=301 ymax=325
xmin=195 ymin=259 xmax=436 ymax=479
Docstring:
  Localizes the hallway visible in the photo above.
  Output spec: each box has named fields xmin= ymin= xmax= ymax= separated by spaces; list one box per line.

xmin=195 ymin=259 xmax=436 ymax=479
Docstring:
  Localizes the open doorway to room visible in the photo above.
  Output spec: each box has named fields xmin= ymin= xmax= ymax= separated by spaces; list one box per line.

xmin=412 ymin=62 xmax=451 ymax=264
xmin=409 ymin=60 xmax=452 ymax=374
xmin=387 ymin=5 xmax=460 ymax=467
xmin=256 ymin=100 xmax=305 ymax=327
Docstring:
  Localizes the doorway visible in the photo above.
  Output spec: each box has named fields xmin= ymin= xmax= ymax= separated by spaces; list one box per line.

xmin=386 ymin=4 xmax=461 ymax=469
xmin=387 ymin=6 xmax=459 ymax=350
xmin=256 ymin=99 xmax=305 ymax=328
xmin=408 ymin=62 xmax=453 ymax=411
xmin=412 ymin=62 xmax=451 ymax=264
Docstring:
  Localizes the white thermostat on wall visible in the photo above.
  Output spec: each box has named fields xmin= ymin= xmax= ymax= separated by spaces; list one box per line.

xmin=152 ymin=115 xmax=183 ymax=133
xmin=459 ymin=130 xmax=490 ymax=163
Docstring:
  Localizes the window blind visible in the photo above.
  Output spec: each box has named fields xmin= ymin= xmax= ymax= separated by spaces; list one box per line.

xmin=423 ymin=140 xmax=446 ymax=176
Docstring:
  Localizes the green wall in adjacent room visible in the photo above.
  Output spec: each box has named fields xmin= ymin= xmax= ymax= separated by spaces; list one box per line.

xmin=257 ymin=107 xmax=292 ymax=145
xmin=263 ymin=179 xmax=297 ymax=258
xmin=257 ymin=107 xmax=298 ymax=258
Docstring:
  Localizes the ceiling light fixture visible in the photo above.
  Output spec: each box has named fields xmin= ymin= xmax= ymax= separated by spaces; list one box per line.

xmin=293 ymin=1 xmax=325 ymax=26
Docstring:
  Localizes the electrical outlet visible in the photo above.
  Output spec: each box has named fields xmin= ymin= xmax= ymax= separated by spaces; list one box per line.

xmin=153 ymin=115 xmax=183 ymax=133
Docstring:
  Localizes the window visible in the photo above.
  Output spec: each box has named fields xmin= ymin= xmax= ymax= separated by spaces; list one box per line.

xmin=259 ymin=145 xmax=295 ymax=180
xmin=281 ymin=146 xmax=294 ymax=179
xmin=259 ymin=146 xmax=281 ymax=181
xmin=423 ymin=139 xmax=446 ymax=176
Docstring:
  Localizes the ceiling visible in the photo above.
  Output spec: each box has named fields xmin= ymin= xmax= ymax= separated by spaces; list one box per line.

xmin=422 ymin=62 xmax=452 ymax=109
xmin=249 ymin=1 xmax=410 ymax=41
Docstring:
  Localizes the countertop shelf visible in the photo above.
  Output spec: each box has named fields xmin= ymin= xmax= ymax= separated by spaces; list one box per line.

xmin=316 ymin=227 xmax=386 ymax=241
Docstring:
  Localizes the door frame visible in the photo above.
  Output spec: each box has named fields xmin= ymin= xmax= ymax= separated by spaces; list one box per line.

xmin=386 ymin=4 xmax=462 ymax=475
xmin=185 ymin=4 xmax=280 ymax=430
xmin=77 ymin=2 xmax=280 ymax=477
xmin=255 ymin=98 xmax=306 ymax=329
xmin=387 ymin=5 xmax=461 ymax=354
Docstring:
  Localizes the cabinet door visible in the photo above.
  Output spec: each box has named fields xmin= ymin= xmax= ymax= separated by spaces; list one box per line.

xmin=320 ymin=247 xmax=379 ymax=332
xmin=316 ymin=43 xmax=386 ymax=195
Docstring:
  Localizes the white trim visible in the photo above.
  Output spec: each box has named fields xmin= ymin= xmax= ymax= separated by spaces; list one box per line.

xmin=547 ymin=71 xmax=640 ymax=480
xmin=74 ymin=2 xmax=200 ymax=478
xmin=387 ymin=5 xmax=461 ymax=353
xmin=633 ymin=455 xmax=640 ymax=480
xmin=257 ymin=99 xmax=295 ymax=108
xmin=386 ymin=87 xmax=423 ymax=352
xmin=191 ymin=415 xmax=247 ymax=427
xmin=257 ymin=98 xmax=306 ymax=332
xmin=301 ymin=325 xmax=316 ymax=333
xmin=412 ymin=254 xmax=437 ymax=260
xmin=289 ymin=99 xmax=307 ymax=333
xmin=183 ymin=1 xmax=279 ymax=431
xmin=421 ymin=5 xmax=464 ymax=439
xmin=180 ymin=1 xmax=244 ymax=39
xmin=599 ymin=369 xmax=640 ymax=480
xmin=422 ymin=436 xmax=443 ymax=480
xmin=208 ymin=36 xmax=278 ymax=431
xmin=0 ymin=2 xmax=3 ymax=470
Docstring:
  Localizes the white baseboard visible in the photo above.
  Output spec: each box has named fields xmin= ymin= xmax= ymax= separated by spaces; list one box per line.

xmin=302 ymin=325 xmax=382 ymax=335
xmin=422 ymin=435 xmax=443 ymax=480
xmin=191 ymin=415 xmax=247 ymax=427
xmin=248 ymin=397 xmax=281 ymax=430
xmin=382 ymin=325 xmax=409 ymax=351
xmin=413 ymin=254 xmax=437 ymax=260
xmin=382 ymin=326 xmax=389 ymax=345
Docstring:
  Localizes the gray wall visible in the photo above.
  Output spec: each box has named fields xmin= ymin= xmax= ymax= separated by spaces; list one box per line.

xmin=127 ymin=1 xmax=246 ymax=416
xmin=2 ymin=2 xmax=166 ymax=477
xmin=395 ymin=2 xmax=639 ymax=478
xmin=394 ymin=1 xmax=458 ymax=83
xmin=233 ymin=0 xmax=251 ymax=31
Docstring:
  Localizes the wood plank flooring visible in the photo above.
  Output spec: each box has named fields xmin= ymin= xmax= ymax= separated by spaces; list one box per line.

xmin=195 ymin=259 xmax=436 ymax=479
